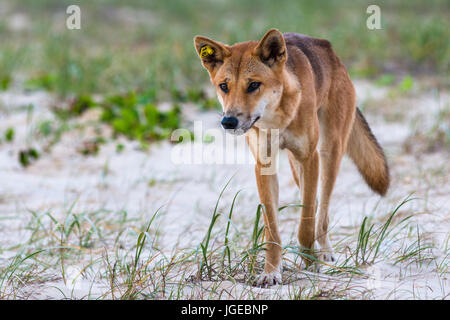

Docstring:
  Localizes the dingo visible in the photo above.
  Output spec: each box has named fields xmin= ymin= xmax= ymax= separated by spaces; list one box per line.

xmin=194 ymin=29 xmax=389 ymax=287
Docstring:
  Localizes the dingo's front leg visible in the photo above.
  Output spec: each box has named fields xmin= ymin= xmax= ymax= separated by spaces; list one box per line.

xmin=247 ymin=128 xmax=282 ymax=287
xmin=254 ymin=164 xmax=282 ymax=287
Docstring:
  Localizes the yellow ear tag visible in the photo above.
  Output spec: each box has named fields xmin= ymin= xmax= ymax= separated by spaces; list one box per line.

xmin=200 ymin=45 xmax=214 ymax=58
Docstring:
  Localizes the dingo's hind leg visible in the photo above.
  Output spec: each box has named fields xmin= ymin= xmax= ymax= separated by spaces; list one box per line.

xmin=316 ymin=84 xmax=356 ymax=262
xmin=287 ymin=150 xmax=302 ymax=191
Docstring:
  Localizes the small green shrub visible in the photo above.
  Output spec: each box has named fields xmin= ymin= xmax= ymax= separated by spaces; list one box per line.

xmin=53 ymin=94 xmax=97 ymax=120
xmin=19 ymin=148 xmax=40 ymax=167
xmin=4 ymin=127 xmax=14 ymax=142
xmin=100 ymin=91 xmax=181 ymax=142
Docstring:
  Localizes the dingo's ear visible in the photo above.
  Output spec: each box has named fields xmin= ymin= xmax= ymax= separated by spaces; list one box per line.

xmin=253 ymin=29 xmax=287 ymax=68
xmin=194 ymin=36 xmax=231 ymax=73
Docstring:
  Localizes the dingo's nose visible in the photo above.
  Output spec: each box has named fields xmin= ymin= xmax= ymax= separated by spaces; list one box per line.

xmin=221 ymin=116 xmax=238 ymax=129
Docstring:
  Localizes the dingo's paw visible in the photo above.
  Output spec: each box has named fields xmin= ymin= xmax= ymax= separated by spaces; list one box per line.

xmin=254 ymin=271 xmax=282 ymax=288
xmin=316 ymin=238 xmax=335 ymax=263
xmin=317 ymin=249 xmax=335 ymax=263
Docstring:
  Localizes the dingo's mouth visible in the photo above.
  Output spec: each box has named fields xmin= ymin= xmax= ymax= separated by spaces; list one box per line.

xmin=225 ymin=115 xmax=261 ymax=136
xmin=250 ymin=116 xmax=261 ymax=128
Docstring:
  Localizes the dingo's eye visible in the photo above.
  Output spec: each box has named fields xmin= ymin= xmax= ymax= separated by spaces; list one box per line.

xmin=219 ymin=83 xmax=228 ymax=93
xmin=247 ymin=82 xmax=261 ymax=93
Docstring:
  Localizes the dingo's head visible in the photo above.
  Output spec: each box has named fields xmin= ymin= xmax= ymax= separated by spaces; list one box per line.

xmin=194 ymin=29 xmax=287 ymax=135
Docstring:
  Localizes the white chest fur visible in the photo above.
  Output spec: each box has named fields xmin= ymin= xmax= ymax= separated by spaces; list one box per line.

xmin=280 ymin=130 xmax=310 ymax=158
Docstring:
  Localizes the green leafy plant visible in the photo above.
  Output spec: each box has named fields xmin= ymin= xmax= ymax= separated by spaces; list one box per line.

xmin=100 ymin=91 xmax=181 ymax=143
xmin=19 ymin=148 xmax=40 ymax=167
xmin=4 ymin=127 xmax=14 ymax=142
xmin=53 ymin=95 xmax=97 ymax=120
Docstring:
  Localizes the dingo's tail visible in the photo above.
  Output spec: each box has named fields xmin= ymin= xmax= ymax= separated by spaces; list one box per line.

xmin=347 ymin=108 xmax=390 ymax=195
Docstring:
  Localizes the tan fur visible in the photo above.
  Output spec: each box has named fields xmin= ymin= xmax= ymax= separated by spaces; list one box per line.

xmin=194 ymin=29 xmax=389 ymax=287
